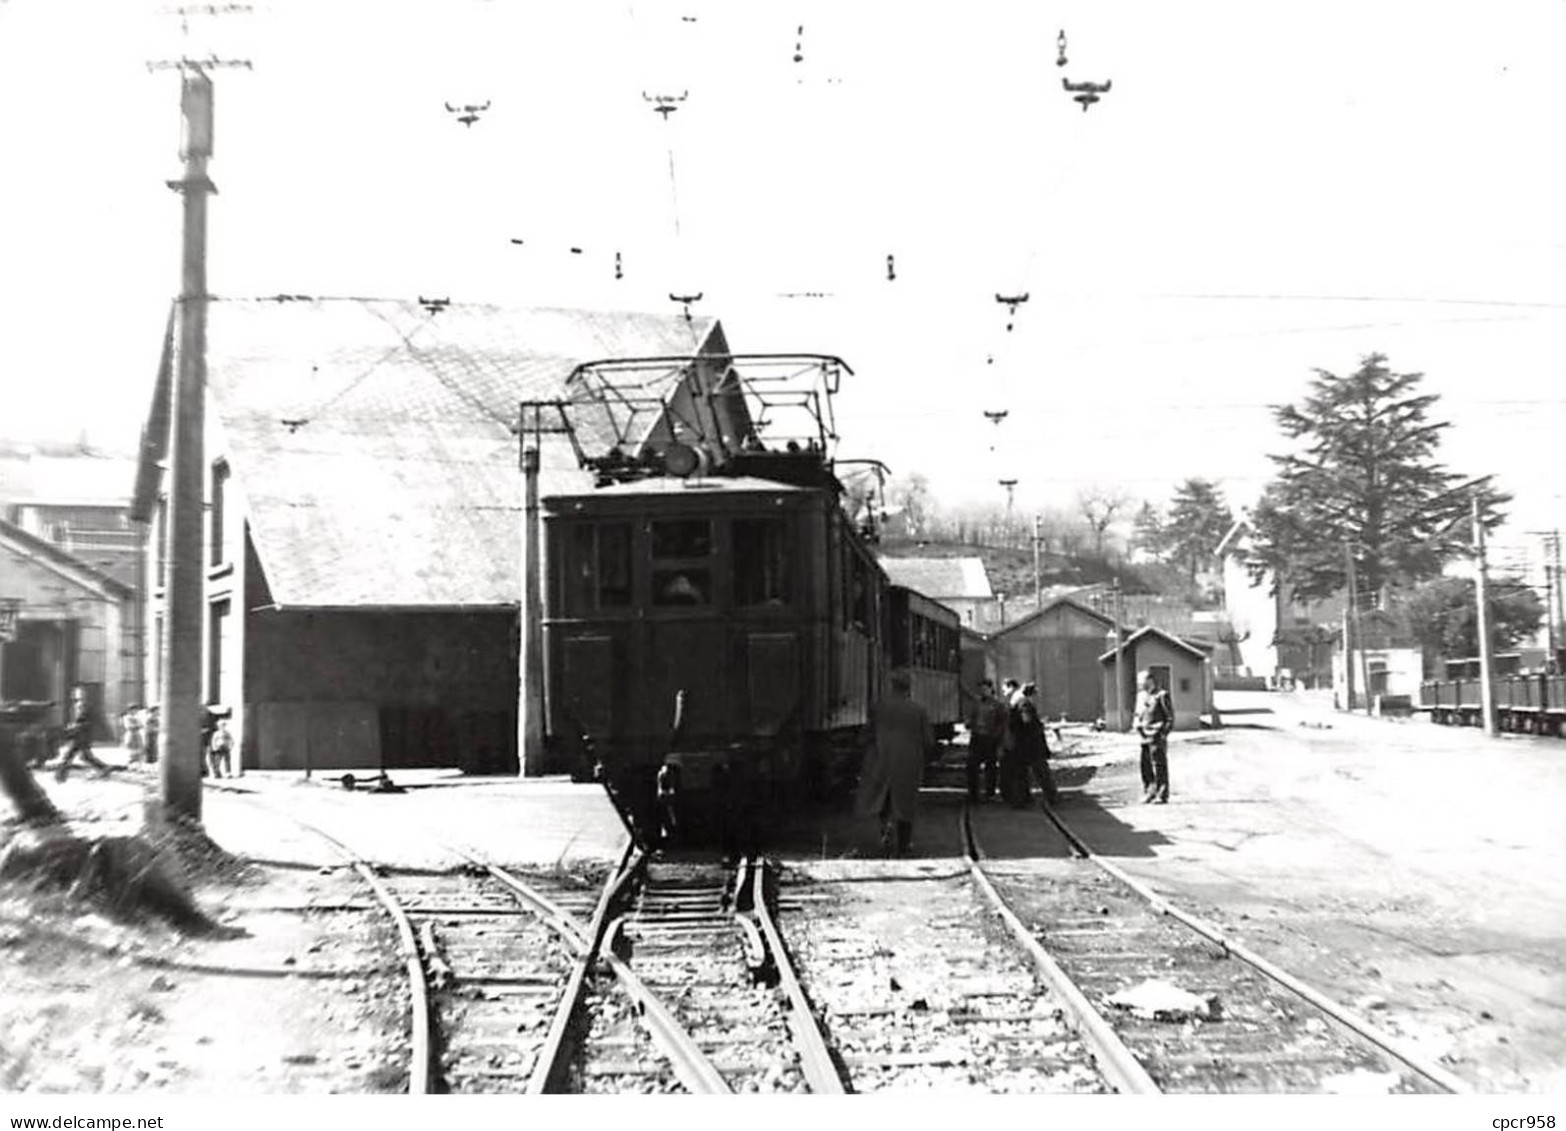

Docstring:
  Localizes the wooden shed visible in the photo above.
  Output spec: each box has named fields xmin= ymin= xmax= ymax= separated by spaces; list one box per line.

xmin=989 ymin=597 xmax=1115 ymax=722
xmin=1099 ymin=626 xmax=1214 ymax=731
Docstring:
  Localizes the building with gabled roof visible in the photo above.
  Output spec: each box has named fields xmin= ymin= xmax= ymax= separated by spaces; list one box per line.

xmin=0 ymin=517 xmax=134 ymax=738
xmin=878 ymin=556 xmax=996 ymax=629
xmin=989 ymin=596 xmax=1117 ymax=721
xmin=131 ymin=296 xmax=740 ymax=774
xmin=1099 ymin=625 xmax=1215 ymax=731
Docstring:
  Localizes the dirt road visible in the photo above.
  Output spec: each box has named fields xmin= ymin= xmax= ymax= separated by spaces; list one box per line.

xmin=1049 ymin=690 xmax=1566 ymax=1092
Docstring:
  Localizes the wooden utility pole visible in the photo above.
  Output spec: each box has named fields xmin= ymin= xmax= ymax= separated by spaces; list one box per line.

xmin=1340 ymin=547 xmax=1355 ymax=712
xmin=519 ymin=422 xmax=546 ymax=776
xmin=1554 ymin=530 xmax=1565 ymax=664
xmin=1473 ymin=496 xmax=1498 ymax=737
xmin=1546 ymin=561 xmax=1557 ymax=663
xmin=517 ymin=402 xmax=576 ymax=776
xmin=1113 ymin=577 xmax=1126 ymax=731
xmin=1032 ymin=514 xmax=1042 ymax=607
xmin=156 ymin=66 xmax=217 ymax=822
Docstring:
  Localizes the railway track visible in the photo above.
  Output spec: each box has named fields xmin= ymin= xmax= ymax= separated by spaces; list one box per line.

xmin=216 ymin=785 xmax=850 ymax=1093
xmin=964 ymin=803 xmax=1470 ymax=1094
xmin=772 ymin=861 xmax=1115 ymax=1092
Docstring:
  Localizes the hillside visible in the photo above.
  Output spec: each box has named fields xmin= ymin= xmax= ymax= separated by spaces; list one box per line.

xmin=876 ymin=536 xmax=1202 ymax=603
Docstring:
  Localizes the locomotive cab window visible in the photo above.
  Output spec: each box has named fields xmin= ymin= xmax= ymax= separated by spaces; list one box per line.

xmin=733 ymin=518 xmax=789 ymax=607
xmin=652 ymin=518 xmax=713 ymax=607
xmin=564 ymin=522 xmax=634 ymax=614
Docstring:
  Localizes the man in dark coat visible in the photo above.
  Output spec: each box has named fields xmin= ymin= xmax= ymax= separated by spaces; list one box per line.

xmin=965 ymin=679 xmax=1008 ymax=802
xmin=1001 ymin=682 xmax=1057 ymax=807
xmin=856 ymin=670 xmax=935 ymax=856
xmin=1133 ymin=669 xmax=1175 ymax=803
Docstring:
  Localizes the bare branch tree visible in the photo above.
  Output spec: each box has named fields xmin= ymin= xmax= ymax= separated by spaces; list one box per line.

xmin=1076 ymin=486 xmax=1131 ymax=556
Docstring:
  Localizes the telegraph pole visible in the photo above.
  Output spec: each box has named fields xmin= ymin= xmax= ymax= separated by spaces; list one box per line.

xmin=1547 ymin=529 xmax=1559 ymax=661
xmin=999 ymin=479 xmax=1018 ymax=545
xmin=156 ymin=66 xmax=216 ymax=822
xmin=1473 ymin=496 xmax=1498 ymax=737
xmin=1342 ymin=544 xmax=1357 ymax=713
xmin=1112 ymin=577 xmax=1126 ymax=731
xmin=1032 ymin=514 xmax=1042 ymax=607
xmin=1546 ymin=561 xmax=1557 ymax=663
xmin=147 ymin=10 xmax=250 ymax=824
xmin=518 ymin=407 xmax=547 ymax=776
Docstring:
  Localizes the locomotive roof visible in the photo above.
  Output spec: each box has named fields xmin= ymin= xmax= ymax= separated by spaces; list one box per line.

xmin=546 ymin=474 xmax=817 ymax=504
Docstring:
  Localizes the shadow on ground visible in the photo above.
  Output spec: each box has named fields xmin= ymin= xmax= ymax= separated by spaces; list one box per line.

xmin=761 ymin=745 xmax=1173 ymax=864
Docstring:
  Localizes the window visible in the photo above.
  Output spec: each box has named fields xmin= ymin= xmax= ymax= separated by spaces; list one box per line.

xmin=564 ymin=523 xmax=633 ymax=614
xmin=733 ymin=519 xmax=789 ymax=606
xmin=208 ymin=599 xmax=230 ymax=704
xmin=848 ymin=553 xmax=870 ymax=630
xmin=1179 ymin=677 xmax=1191 ymax=693
xmin=652 ymin=519 xmax=713 ymax=608
xmin=652 ymin=519 xmax=711 ymax=559
xmin=1148 ymin=665 xmax=1172 ymax=693
xmin=210 ymin=461 xmax=229 ymax=567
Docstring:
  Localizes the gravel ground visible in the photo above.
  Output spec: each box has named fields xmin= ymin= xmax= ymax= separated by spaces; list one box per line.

xmin=1031 ymin=691 xmax=1566 ymax=1093
xmin=0 ymin=764 xmax=627 ymax=1094
xmin=5 ymin=703 xmax=1562 ymax=1095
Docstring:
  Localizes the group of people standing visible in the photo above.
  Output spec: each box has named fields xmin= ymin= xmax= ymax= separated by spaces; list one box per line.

xmin=853 ymin=664 xmax=1178 ymax=859
xmin=965 ymin=678 xmax=1059 ymax=809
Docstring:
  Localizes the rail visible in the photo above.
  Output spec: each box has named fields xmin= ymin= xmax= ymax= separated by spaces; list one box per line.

xmin=1038 ymin=802 xmax=1472 ymax=1094
xmin=960 ymin=806 xmax=1160 ymax=1095
xmin=745 ymin=858 xmax=847 ymax=1094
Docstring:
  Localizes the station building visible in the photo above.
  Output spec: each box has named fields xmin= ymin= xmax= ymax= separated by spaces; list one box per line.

xmin=131 ymin=296 xmax=741 ymax=774
xmin=988 ymin=596 xmax=1116 ymax=722
xmin=1 ymin=447 xmax=143 ymax=736
xmin=0 ymin=519 xmax=134 ymax=738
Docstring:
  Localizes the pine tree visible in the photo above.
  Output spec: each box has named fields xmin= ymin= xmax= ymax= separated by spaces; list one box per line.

xmin=1164 ymin=479 xmax=1233 ymax=581
xmin=1249 ymin=354 xmax=1507 ymax=602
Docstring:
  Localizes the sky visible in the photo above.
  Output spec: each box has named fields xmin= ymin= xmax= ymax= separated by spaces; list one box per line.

xmin=1 ymin=0 xmax=1563 ymax=574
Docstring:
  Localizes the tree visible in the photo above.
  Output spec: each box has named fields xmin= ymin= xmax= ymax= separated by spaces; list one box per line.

xmin=1076 ymin=486 xmax=1130 ymax=557
xmin=1131 ymin=501 xmax=1167 ymax=560
xmin=1399 ymin=575 xmax=1544 ymax=669
xmin=1164 ymin=478 xmax=1234 ymax=581
xmin=888 ymin=473 xmax=930 ymax=536
xmin=1248 ymin=354 xmax=1508 ymax=603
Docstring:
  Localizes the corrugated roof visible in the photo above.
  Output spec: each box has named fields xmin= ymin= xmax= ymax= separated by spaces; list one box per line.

xmin=140 ymin=297 xmax=721 ymax=608
xmin=878 ymin=556 xmax=994 ymax=600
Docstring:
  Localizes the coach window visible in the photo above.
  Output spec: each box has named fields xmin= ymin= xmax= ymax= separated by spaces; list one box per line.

xmin=733 ymin=518 xmax=789 ymax=606
xmin=652 ymin=518 xmax=713 ymax=607
xmin=849 ymin=554 xmax=870 ymax=630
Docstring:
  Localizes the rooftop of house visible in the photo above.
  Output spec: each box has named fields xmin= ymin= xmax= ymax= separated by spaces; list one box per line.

xmin=133 ymin=296 xmax=726 ymax=608
xmin=0 ymin=447 xmax=136 ymax=510
xmin=878 ymin=556 xmax=994 ymax=600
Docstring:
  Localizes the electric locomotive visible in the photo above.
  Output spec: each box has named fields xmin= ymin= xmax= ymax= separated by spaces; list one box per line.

xmin=537 ymin=353 xmax=932 ymax=843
